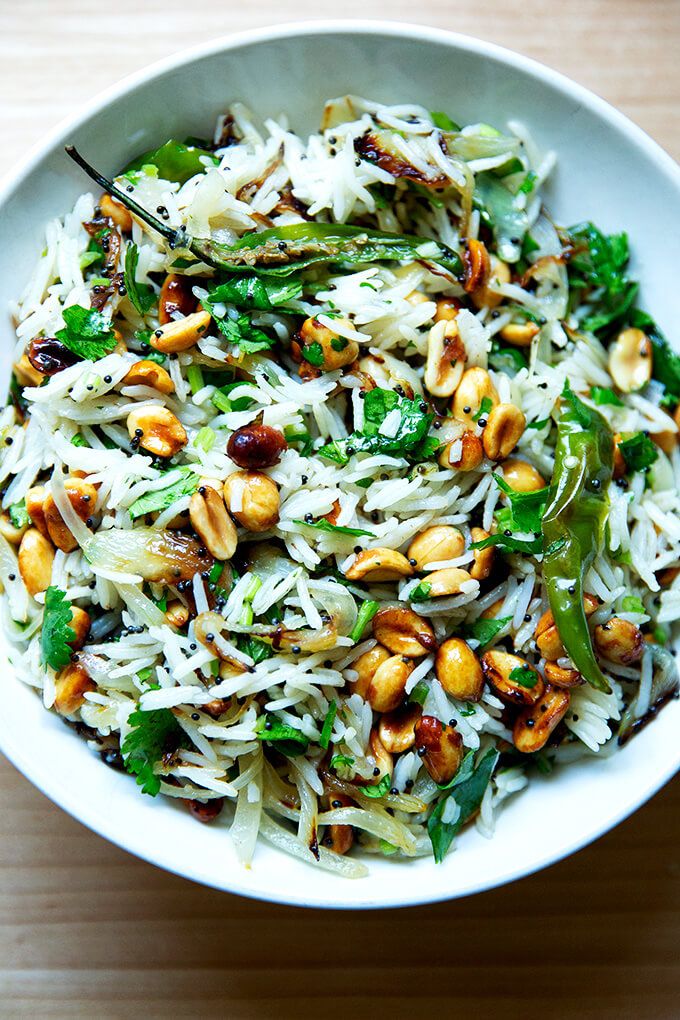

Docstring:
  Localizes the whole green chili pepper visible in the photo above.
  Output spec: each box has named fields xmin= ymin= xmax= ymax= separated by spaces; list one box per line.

xmin=123 ymin=139 xmax=219 ymax=185
xmin=65 ymin=147 xmax=463 ymax=277
xmin=541 ymin=383 xmax=614 ymax=692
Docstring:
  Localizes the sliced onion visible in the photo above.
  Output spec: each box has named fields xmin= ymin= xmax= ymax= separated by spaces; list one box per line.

xmin=317 ymin=806 xmax=417 ymax=855
xmin=248 ymin=621 xmax=338 ymax=652
xmin=230 ymin=750 xmax=263 ymax=867
xmin=258 ymin=813 xmax=368 ymax=879
xmin=117 ymin=583 xmax=166 ymax=628
xmin=86 ymin=527 xmax=213 ymax=584
xmin=619 ymin=643 xmax=679 ymax=743
xmin=307 ymin=579 xmax=357 ymax=637
xmin=0 ymin=533 xmax=29 ymax=623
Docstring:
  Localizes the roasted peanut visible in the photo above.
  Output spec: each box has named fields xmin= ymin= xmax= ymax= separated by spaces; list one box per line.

xmin=349 ymin=644 xmax=392 ymax=699
xmin=452 ymin=367 xmax=499 ymax=427
xmin=54 ymin=662 xmax=95 ymax=716
xmin=612 ymin=433 xmax=626 ymax=480
xmin=100 ymin=193 xmax=132 ymax=232
xmin=438 ymin=429 xmax=484 ymax=471
xmin=609 ymin=327 xmax=652 ymax=393
xmin=372 ymin=607 xmax=437 ymax=658
xmin=482 ymin=403 xmax=526 ymax=460
xmin=44 ymin=478 xmax=98 ymax=553
xmin=185 ymin=798 xmax=224 ymax=824
xmin=123 ymin=360 xmax=175 ymax=394
xmin=422 ymin=566 xmax=475 ymax=597
xmin=150 ymin=309 xmax=212 ymax=353
xmin=227 ymin=424 xmax=287 ymax=469
xmin=407 ymin=525 xmax=465 ymax=571
xmin=223 ymin=470 xmax=279 ymax=532
xmin=471 ymin=255 xmax=511 ymax=310
xmin=322 ymin=791 xmax=354 ymax=855
xmin=513 ymin=684 xmax=571 ymax=753
xmin=499 ymin=321 xmax=539 ymax=347
xmin=165 ymin=599 xmax=190 ymax=629
xmin=594 ymin=617 xmax=644 ymax=665
xmin=189 ymin=485 xmax=237 ymax=561
xmin=535 ymin=593 xmax=599 ymax=660
xmin=13 ymin=353 xmax=44 ymax=387
xmin=345 ymin=548 xmax=414 ymax=583
xmin=434 ymin=298 xmax=460 ymax=322
xmin=298 ymin=316 xmax=359 ymax=371
xmin=0 ymin=512 xmax=28 ymax=545
xmin=25 ymin=487 xmax=48 ymax=537
xmin=159 ymin=273 xmax=198 ymax=325
xmin=368 ymin=728 xmax=393 ymax=782
xmin=424 ymin=319 xmax=466 ymax=398
xmin=543 ymin=661 xmax=583 ymax=688
xmin=367 ymin=654 xmax=414 ymax=712
xmin=414 ymin=715 xmax=464 ymax=785
xmin=18 ymin=528 xmax=54 ymax=596
xmin=127 ymin=406 xmax=187 ymax=458
xmin=481 ymin=650 xmax=544 ymax=706
xmin=435 ymin=638 xmax=484 ymax=701
xmin=462 ymin=238 xmax=491 ymax=293
xmin=68 ymin=606 xmax=91 ymax=650
xmin=469 ymin=527 xmax=494 ymax=581
xmin=502 ymin=458 xmax=546 ymax=492
xmin=378 ymin=703 xmax=422 ymax=754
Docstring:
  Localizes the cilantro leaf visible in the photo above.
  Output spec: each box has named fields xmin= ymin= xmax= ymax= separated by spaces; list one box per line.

xmin=410 ymin=580 xmax=432 ymax=603
xmin=567 ymin=221 xmax=638 ymax=335
xmin=292 ymin=517 xmax=374 ymax=538
xmin=465 ymin=615 xmax=513 ymax=648
xmin=301 ymin=341 xmax=325 ymax=366
xmin=509 ymin=664 xmax=538 ymax=688
xmin=121 ymin=708 xmax=189 ymax=796
xmin=128 ymin=468 xmax=199 ymax=519
xmin=488 ymin=340 xmax=528 ymax=376
xmin=8 ymin=500 xmax=30 ymax=530
xmin=630 ymin=309 xmax=680 ymax=400
xmin=494 ymin=473 xmax=549 ymax=533
xmin=621 ymin=595 xmax=646 ymax=614
xmin=330 ymin=753 xmax=354 ymax=771
xmin=40 ymin=586 xmax=75 ymax=671
xmin=124 ymin=243 xmax=156 ymax=315
xmin=206 ymin=275 xmax=302 ymax=312
xmin=427 ymin=748 xmax=500 ymax=863
xmin=56 ymin=305 xmax=117 ymax=361
xmin=590 ymin=385 xmax=624 ymax=408
xmin=618 ymin=432 xmax=659 ymax=473
xmin=470 ymin=531 xmax=543 ymax=555
xmin=238 ymin=636 xmax=274 ymax=664
xmin=409 ymin=679 xmax=430 ymax=705
xmin=472 ymin=396 xmax=493 ymax=422
xmin=207 ymin=309 xmax=274 ymax=355
xmin=255 ymin=714 xmax=309 ymax=757
xmin=319 ymin=388 xmax=436 ymax=465
xmin=360 ymin=773 xmax=391 ymax=799
xmin=319 ymin=701 xmax=337 ymax=750
xmin=431 ymin=111 xmax=461 ymax=132
xmin=349 ymin=600 xmax=380 ymax=642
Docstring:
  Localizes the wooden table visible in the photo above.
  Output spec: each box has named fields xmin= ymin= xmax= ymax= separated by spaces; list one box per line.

xmin=1 ymin=2 xmax=678 ymax=1016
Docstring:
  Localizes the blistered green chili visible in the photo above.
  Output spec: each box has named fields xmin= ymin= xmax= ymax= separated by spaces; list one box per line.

xmin=65 ymin=147 xmax=463 ymax=277
xmin=541 ymin=384 xmax=614 ymax=692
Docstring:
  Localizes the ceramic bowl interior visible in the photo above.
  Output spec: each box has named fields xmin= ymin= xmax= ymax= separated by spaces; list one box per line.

xmin=0 ymin=22 xmax=678 ymax=908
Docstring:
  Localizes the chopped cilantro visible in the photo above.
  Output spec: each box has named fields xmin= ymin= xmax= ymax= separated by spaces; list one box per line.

xmin=465 ymin=615 xmax=513 ymax=648
xmin=431 ymin=111 xmax=461 ymax=132
xmin=255 ymin=714 xmax=309 ymax=756
xmin=206 ymin=275 xmax=302 ymax=312
xmin=410 ymin=580 xmax=432 ymax=602
xmin=509 ymin=664 xmax=538 ymax=688
xmin=123 ymin=243 xmax=156 ymax=315
xmin=128 ymin=468 xmax=198 ymax=519
xmin=40 ymin=586 xmax=75 ymax=671
xmin=409 ymin=679 xmax=430 ymax=705
xmin=488 ymin=339 xmax=527 ymax=376
xmin=292 ymin=518 xmax=374 ymax=537
xmin=330 ymin=753 xmax=355 ymax=771
xmin=7 ymin=500 xmax=29 ymax=530
xmin=526 ymin=418 xmax=551 ymax=430
xmin=319 ymin=701 xmax=337 ymax=750
xmin=238 ymin=636 xmax=274 ymax=665
xmin=319 ymin=387 xmax=437 ymax=465
xmin=472 ymin=396 xmax=493 ymax=422
xmin=567 ymin=221 xmax=638 ymax=335
xmin=349 ymin=600 xmax=380 ymax=642
xmin=427 ymin=748 xmax=500 ymax=862
xmin=121 ymin=707 xmax=189 ymax=796
xmin=630 ymin=310 xmax=680 ymax=400
xmin=494 ymin=473 xmax=549 ymax=533
xmin=621 ymin=595 xmax=646 ymax=614
xmin=360 ymin=773 xmax=391 ymax=799
xmin=590 ymin=385 xmax=624 ymax=408
xmin=618 ymin=432 xmax=659 ymax=473
xmin=301 ymin=341 xmax=325 ymax=367
xmin=56 ymin=305 xmax=117 ymax=362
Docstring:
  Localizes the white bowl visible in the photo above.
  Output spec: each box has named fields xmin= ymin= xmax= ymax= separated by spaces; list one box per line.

xmin=0 ymin=21 xmax=678 ymax=909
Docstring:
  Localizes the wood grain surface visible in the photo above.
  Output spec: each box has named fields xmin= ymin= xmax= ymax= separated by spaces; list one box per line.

xmin=0 ymin=2 xmax=678 ymax=1017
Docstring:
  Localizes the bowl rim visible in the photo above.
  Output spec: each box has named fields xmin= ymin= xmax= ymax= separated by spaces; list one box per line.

xmin=1 ymin=19 xmax=679 ymax=910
